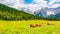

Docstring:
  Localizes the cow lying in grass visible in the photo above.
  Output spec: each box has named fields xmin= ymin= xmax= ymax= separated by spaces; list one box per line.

xmin=47 ymin=23 xmax=54 ymax=25
xmin=30 ymin=23 xmax=54 ymax=28
xmin=30 ymin=24 xmax=41 ymax=28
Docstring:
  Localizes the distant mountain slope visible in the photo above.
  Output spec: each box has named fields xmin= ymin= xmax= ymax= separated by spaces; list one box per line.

xmin=34 ymin=7 xmax=60 ymax=17
xmin=0 ymin=3 xmax=41 ymax=21
xmin=34 ymin=7 xmax=60 ymax=21
xmin=55 ymin=13 xmax=60 ymax=18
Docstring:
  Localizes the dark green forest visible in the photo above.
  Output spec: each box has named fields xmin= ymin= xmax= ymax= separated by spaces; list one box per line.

xmin=0 ymin=3 xmax=43 ymax=21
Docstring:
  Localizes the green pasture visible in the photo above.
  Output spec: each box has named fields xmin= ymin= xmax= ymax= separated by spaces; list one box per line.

xmin=0 ymin=20 xmax=60 ymax=34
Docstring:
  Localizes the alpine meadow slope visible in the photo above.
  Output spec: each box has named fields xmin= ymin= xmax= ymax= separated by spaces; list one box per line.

xmin=0 ymin=3 xmax=42 ymax=21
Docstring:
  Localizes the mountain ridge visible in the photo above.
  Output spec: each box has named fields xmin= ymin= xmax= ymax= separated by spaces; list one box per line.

xmin=34 ymin=6 xmax=60 ymax=17
xmin=0 ymin=3 xmax=42 ymax=21
xmin=0 ymin=3 xmax=60 ymax=21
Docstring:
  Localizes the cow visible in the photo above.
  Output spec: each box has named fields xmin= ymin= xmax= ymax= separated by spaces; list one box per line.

xmin=30 ymin=24 xmax=41 ymax=28
xmin=47 ymin=23 xmax=54 ymax=25
xmin=30 ymin=24 xmax=36 ymax=28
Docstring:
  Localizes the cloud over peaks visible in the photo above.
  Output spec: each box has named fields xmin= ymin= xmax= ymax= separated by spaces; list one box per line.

xmin=0 ymin=0 xmax=60 ymax=14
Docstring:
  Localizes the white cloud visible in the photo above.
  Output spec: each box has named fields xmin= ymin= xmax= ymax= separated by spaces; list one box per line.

xmin=47 ymin=11 xmax=55 ymax=16
xmin=0 ymin=0 xmax=60 ymax=14
xmin=46 ymin=0 xmax=60 ymax=7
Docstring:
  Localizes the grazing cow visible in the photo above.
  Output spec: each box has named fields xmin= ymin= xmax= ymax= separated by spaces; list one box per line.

xmin=36 ymin=24 xmax=41 ymax=27
xmin=47 ymin=23 xmax=54 ymax=25
xmin=36 ymin=24 xmax=38 ymax=27
xmin=30 ymin=24 xmax=36 ymax=28
xmin=30 ymin=24 xmax=41 ymax=28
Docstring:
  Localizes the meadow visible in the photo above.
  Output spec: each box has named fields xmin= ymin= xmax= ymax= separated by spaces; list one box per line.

xmin=0 ymin=20 xmax=60 ymax=34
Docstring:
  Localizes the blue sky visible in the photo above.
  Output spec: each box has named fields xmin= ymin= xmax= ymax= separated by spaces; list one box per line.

xmin=24 ymin=0 xmax=33 ymax=4
xmin=44 ymin=0 xmax=50 ymax=4
xmin=24 ymin=0 xmax=60 ymax=5
xmin=45 ymin=0 xmax=60 ymax=5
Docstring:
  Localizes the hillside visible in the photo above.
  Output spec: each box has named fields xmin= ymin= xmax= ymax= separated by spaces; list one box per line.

xmin=0 ymin=3 xmax=42 ymax=21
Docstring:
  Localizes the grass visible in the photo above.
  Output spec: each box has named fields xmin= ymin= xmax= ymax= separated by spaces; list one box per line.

xmin=0 ymin=20 xmax=60 ymax=34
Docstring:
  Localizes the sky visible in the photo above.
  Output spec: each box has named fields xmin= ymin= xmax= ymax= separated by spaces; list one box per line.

xmin=24 ymin=0 xmax=33 ymax=4
xmin=0 ymin=0 xmax=60 ymax=14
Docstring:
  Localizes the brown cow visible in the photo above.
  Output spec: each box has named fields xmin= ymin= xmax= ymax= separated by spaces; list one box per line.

xmin=30 ymin=24 xmax=41 ymax=28
xmin=47 ymin=23 xmax=54 ymax=25
xmin=30 ymin=24 xmax=36 ymax=28
xmin=36 ymin=24 xmax=41 ymax=27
